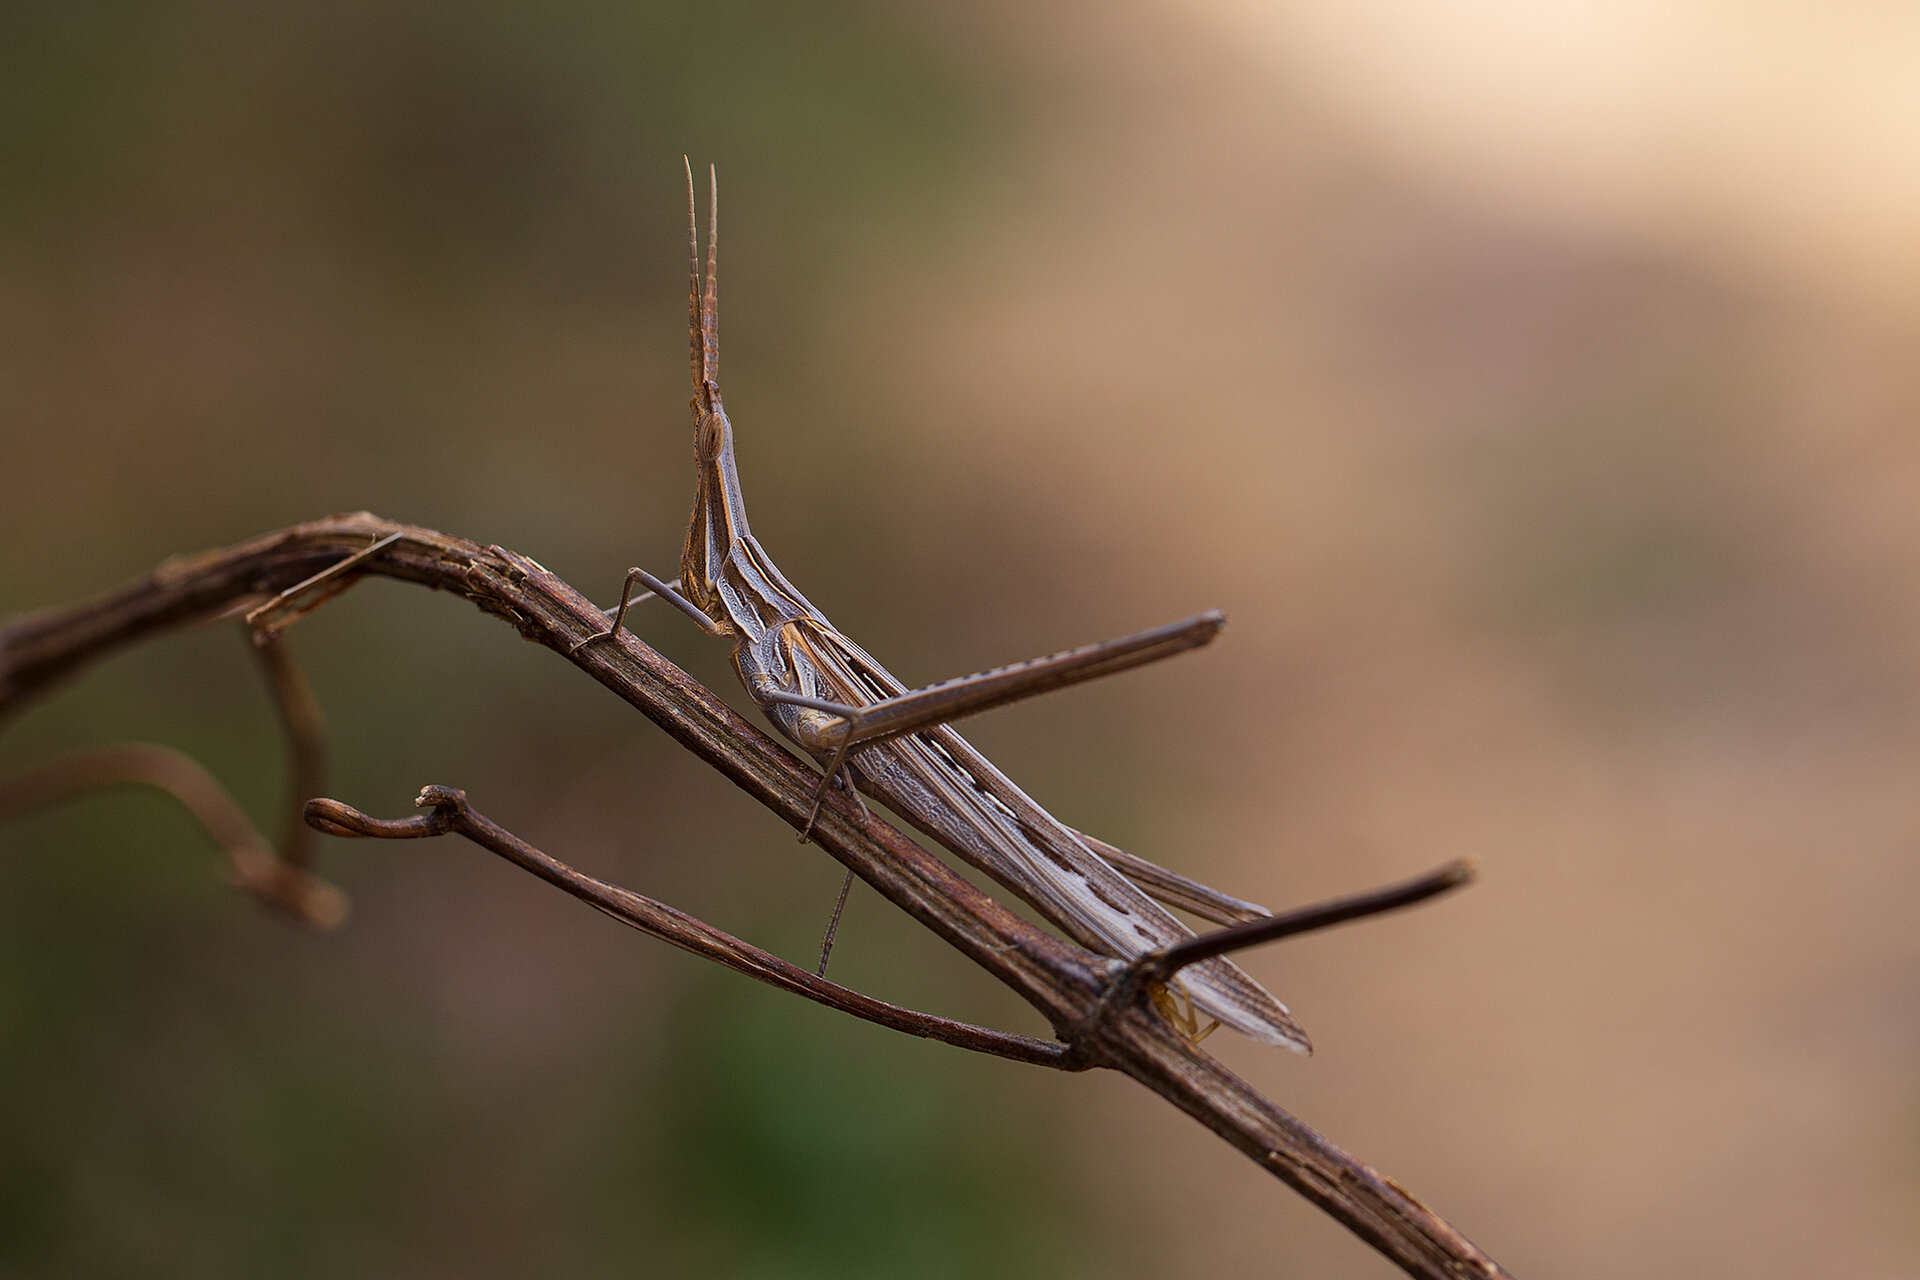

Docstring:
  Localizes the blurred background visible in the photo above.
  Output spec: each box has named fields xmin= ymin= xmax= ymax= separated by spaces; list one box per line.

xmin=3 ymin=1 xmax=1918 ymax=1275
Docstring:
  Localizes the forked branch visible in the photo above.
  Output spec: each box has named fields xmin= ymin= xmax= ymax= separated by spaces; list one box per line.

xmin=0 ymin=629 xmax=344 ymax=927
xmin=0 ymin=512 xmax=1510 ymax=1280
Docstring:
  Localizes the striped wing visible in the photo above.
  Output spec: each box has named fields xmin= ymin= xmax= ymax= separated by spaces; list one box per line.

xmin=785 ymin=621 xmax=1311 ymax=1052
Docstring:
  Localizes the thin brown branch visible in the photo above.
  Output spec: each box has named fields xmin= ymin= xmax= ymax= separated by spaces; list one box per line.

xmin=305 ymin=787 xmax=1074 ymax=1068
xmin=0 ymin=742 xmax=345 ymax=928
xmin=1144 ymin=858 xmax=1477 ymax=979
xmin=0 ymin=512 xmax=1512 ymax=1280
xmin=0 ymin=620 xmax=345 ymax=926
xmin=250 ymin=629 xmax=328 ymax=877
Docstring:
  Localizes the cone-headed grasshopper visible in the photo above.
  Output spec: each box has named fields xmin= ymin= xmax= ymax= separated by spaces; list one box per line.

xmin=582 ymin=164 xmax=1308 ymax=1050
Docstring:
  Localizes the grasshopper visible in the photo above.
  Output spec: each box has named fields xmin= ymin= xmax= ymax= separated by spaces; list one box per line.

xmin=580 ymin=164 xmax=1308 ymax=1050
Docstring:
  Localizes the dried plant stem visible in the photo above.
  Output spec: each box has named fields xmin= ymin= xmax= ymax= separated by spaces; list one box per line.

xmin=0 ymin=741 xmax=346 ymax=927
xmin=305 ymin=787 xmax=1071 ymax=1067
xmin=1144 ymin=859 xmax=1477 ymax=980
xmin=0 ymin=512 xmax=1511 ymax=1280
xmin=251 ymin=631 xmax=329 ymax=879
xmin=0 ymin=622 xmax=345 ymax=927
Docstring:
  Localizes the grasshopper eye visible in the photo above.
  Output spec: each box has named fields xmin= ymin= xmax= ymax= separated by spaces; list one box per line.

xmin=696 ymin=410 xmax=725 ymax=463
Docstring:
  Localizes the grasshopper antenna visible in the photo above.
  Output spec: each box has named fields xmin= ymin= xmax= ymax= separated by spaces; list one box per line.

xmin=684 ymin=160 xmax=720 ymax=411
xmin=703 ymin=164 xmax=719 ymax=399
xmin=685 ymin=157 xmax=721 ymax=411
xmin=685 ymin=157 xmax=701 ymax=401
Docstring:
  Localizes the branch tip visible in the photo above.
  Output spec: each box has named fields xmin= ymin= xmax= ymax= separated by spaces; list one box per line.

xmin=1141 ymin=856 xmax=1478 ymax=982
xmin=303 ymin=796 xmax=450 ymax=840
xmin=414 ymin=784 xmax=470 ymax=815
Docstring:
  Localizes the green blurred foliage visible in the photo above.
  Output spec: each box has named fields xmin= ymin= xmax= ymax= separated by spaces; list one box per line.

xmin=586 ymin=979 xmax=1099 ymax=1280
xmin=0 ymin=2 xmax=1129 ymax=1275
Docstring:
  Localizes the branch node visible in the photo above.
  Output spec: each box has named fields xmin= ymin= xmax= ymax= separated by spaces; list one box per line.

xmin=414 ymin=784 xmax=471 ymax=818
xmin=244 ymin=530 xmax=405 ymax=637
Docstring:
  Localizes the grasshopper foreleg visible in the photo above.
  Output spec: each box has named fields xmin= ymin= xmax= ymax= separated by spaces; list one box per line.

xmin=570 ymin=569 xmax=724 ymax=654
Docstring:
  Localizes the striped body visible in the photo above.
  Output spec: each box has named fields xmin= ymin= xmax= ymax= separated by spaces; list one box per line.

xmin=670 ymin=164 xmax=1308 ymax=1049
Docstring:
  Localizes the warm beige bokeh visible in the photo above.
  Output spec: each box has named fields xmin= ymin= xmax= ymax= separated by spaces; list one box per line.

xmin=887 ymin=4 xmax=1920 ymax=1275
xmin=1190 ymin=0 xmax=1920 ymax=311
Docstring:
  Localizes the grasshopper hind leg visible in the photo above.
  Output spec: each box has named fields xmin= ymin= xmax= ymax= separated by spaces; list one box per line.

xmin=815 ymin=868 xmax=856 ymax=976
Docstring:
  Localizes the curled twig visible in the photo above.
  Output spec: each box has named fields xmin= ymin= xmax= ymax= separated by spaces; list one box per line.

xmin=0 ymin=624 xmax=345 ymax=927
xmin=0 ymin=741 xmax=345 ymax=928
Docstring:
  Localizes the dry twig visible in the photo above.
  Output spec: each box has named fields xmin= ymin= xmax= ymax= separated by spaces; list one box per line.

xmin=0 ymin=628 xmax=344 ymax=927
xmin=0 ymin=512 xmax=1510 ymax=1280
